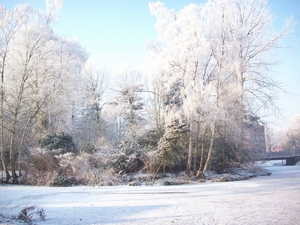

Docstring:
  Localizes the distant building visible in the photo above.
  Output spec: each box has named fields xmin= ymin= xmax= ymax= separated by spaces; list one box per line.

xmin=266 ymin=145 xmax=283 ymax=153
xmin=243 ymin=114 xmax=266 ymax=156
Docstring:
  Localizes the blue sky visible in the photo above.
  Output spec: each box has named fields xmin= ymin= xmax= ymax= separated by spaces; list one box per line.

xmin=1 ymin=0 xmax=300 ymax=131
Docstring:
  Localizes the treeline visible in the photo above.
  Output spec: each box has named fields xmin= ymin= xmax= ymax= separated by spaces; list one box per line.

xmin=0 ymin=0 xmax=292 ymax=184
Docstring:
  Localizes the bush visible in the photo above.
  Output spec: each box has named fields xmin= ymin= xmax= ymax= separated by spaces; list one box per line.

xmin=81 ymin=143 xmax=97 ymax=154
xmin=54 ymin=152 xmax=118 ymax=186
xmin=210 ymin=136 xmax=253 ymax=174
xmin=21 ymin=148 xmax=60 ymax=185
xmin=51 ymin=172 xmax=75 ymax=187
xmin=0 ymin=205 xmax=46 ymax=225
xmin=112 ymin=140 xmax=147 ymax=174
xmin=21 ymin=170 xmax=58 ymax=186
xmin=152 ymin=119 xmax=189 ymax=177
xmin=112 ymin=151 xmax=145 ymax=174
xmin=39 ymin=132 xmax=77 ymax=154
xmin=17 ymin=205 xmax=46 ymax=224
xmin=211 ymin=138 xmax=239 ymax=174
xmin=21 ymin=147 xmax=121 ymax=186
xmin=137 ymin=129 xmax=161 ymax=150
xmin=26 ymin=148 xmax=59 ymax=171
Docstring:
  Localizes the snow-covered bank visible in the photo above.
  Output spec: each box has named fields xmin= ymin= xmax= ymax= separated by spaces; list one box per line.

xmin=1 ymin=165 xmax=300 ymax=225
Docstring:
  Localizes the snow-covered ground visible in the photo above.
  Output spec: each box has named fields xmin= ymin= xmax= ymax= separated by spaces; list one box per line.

xmin=1 ymin=164 xmax=300 ymax=225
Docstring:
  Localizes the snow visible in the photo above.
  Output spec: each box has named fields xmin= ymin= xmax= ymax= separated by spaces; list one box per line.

xmin=1 ymin=165 xmax=300 ymax=225
xmin=255 ymin=160 xmax=287 ymax=167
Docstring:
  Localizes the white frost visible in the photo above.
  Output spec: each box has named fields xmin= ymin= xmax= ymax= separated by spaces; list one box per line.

xmin=1 ymin=165 xmax=300 ymax=224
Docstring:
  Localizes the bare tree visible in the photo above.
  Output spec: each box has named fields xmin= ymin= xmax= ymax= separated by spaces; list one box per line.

xmin=281 ymin=113 xmax=300 ymax=156
xmin=0 ymin=5 xmax=25 ymax=181
xmin=222 ymin=0 xmax=293 ymax=151
xmin=145 ymin=70 xmax=165 ymax=139
xmin=79 ymin=61 xmax=109 ymax=146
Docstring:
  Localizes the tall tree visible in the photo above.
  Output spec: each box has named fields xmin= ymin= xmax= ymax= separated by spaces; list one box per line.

xmin=219 ymin=0 xmax=293 ymax=152
xmin=109 ymin=66 xmax=145 ymax=143
xmin=0 ymin=5 xmax=26 ymax=181
xmin=79 ymin=61 xmax=109 ymax=145
xmin=148 ymin=0 xmax=293 ymax=176
xmin=145 ymin=69 xmax=165 ymax=139
xmin=4 ymin=5 xmax=58 ymax=182
xmin=0 ymin=2 xmax=87 ymax=182
xmin=148 ymin=2 xmax=221 ymax=176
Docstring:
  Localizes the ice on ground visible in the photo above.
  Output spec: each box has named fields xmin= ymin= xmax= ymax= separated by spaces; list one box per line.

xmin=1 ymin=165 xmax=300 ymax=225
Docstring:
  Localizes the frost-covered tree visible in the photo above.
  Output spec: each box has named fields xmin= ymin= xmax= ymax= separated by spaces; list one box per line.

xmin=109 ymin=66 xmax=145 ymax=143
xmin=45 ymin=37 xmax=87 ymax=135
xmin=153 ymin=119 xmax=189 ymax=178
xmin=0 ymin=2 xmax=87 ymax=183
xmin=281 ymin=113 xmax=300 ymax=156
xmin=148 ymin=0 xmax=292 ymax=177
xmin=78 ymin=61 xmax=109 ymax=146
xmin=145 ymin=69 xmax=166 ymax=139
xmin=148 ymin=2 xmax=221 ymax=176
xmin=0 ymin=5 xmax=27 ymax=181
xmin=216 ymin=0 xmax=293 ymax=151
xmin=2 ymin=5 xmax=59 ymax=182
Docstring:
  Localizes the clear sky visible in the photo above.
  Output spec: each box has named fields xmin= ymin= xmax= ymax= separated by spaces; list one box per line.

xmin=1 ymin=0 xmax=300 ymax=132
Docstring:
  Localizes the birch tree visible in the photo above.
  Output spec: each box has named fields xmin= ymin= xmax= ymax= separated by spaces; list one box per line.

xmin=148 ymin=2 xmax=220 ymax=176
xmin=148 ymin=0 xmax=292 ymax=177
xmin=0 ymin=2 xmax=87 ymax=183
xmin=3 ymin=5 xmax=58 ymax=182
xmin=0 ymin=5 xmax=26 ymax=181
xmin=221 ymin=0 xmax=293 ymax=152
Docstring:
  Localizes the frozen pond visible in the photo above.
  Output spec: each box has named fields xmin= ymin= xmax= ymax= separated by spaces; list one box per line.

xmin=1 ymin=165 xmax=300 ymax=225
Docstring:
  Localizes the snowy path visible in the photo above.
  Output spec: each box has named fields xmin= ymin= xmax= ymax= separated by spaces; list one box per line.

xmin=1 ymin=165 xmax=300 ymax=225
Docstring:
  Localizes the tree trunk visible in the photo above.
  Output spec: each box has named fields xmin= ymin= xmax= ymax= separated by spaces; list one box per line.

xmin=0 ymin=52 xmax=10 ymax=182
xmin=152 ymin=161 xmax=163 ymax=181
xmin=9 ymin=118 xmax=18 ymax=183
xmin=196 ymin=127 xmax=207 ymax=177
xmin=95 ymin=103 xmax=101 ymax=137
xmin=193 ymin=121 xmax=200 ymax=174
xmin=186 ymin=121 xmax=193 ymax=176
xmin=9 ymin=101 xmax=22 ymax=183
xmin=196 ymin=124 xmax=215 ymax=178
xmin=0 ymin=147 xmax=10 ymax=182
xmin=17 ymin=116 xmax=31 ymax=175
xmin=237 ymin=66 xmax=245 ymax=161
xmin=9 ymin=141 xmax=17 ymax=183
xmin=186 ymin=135 xmax=193 ymax=176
